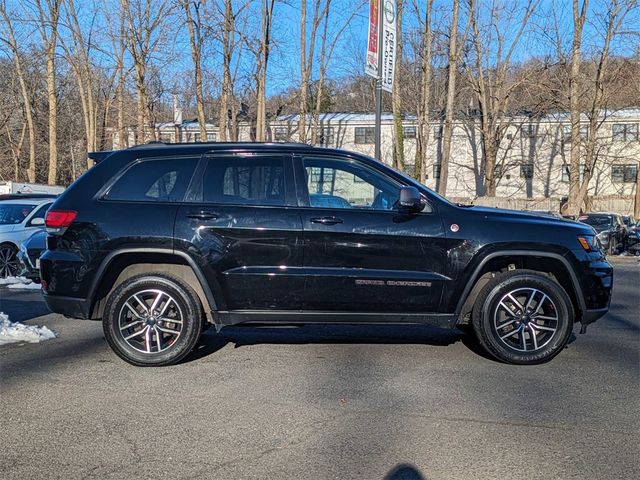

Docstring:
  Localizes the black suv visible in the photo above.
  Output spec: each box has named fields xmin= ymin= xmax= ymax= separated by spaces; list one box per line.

xmin=40 ymin=143 xmax=613 ymax=366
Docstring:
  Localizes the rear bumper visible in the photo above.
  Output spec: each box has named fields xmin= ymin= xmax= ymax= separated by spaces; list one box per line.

xmin=43 ymin=293 xmax=91 ymax=319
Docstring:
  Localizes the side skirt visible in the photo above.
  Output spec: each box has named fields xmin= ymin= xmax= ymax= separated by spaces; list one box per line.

xmin=214 ymin=311 xmax=458 ymax=329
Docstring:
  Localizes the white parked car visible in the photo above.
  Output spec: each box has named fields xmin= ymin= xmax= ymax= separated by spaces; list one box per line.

xmin=0 ymin=198 xmax=54 ymax=278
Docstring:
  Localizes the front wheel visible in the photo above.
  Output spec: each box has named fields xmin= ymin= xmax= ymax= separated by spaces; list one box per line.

xmin=472 ymin=270 xmax=574 ymax=365
xmin=103 ymin=274 xmax=203 ymax=366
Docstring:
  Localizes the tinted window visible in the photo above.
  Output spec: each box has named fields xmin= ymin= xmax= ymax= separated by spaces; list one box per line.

xmin=106 ymin=157 xmax=198 ymax=202
xmin=0 ymin=204 xmax=36 ymax=225
xmin=303 ymin=156 xmax=400 ymax=211
xmin=203 ymin=156 xmax=286 ymax=206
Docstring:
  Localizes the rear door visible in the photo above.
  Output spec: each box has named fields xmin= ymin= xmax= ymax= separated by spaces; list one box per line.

xmin=295 ymin=154 xmax=448 ymax=314
xmin=174 ymin=153 xmax=304 ymax=312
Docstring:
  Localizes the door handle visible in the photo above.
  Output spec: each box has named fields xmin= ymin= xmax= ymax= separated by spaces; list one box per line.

xmin=310 ymin=216 xmax=343 ymax=225
xmin=186 ymin=211 xmax=218 ymax=220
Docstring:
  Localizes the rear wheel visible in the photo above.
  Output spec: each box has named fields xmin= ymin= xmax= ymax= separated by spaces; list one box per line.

xmin=0 ymin=244 xmax=20 ymax=278
xmin=472 ymin=270 xmax=574 ymax=365
xmin=103 ymin=274 xmax=203 ymax=366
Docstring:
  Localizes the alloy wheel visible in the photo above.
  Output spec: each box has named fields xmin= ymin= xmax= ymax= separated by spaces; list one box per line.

xmin=118 ymin=289 xmax=184 ymax=354
xmin=493 ymin=287 xmax=559 ymax=352
xmin=0 ymin=246 xmax=20 ymax=278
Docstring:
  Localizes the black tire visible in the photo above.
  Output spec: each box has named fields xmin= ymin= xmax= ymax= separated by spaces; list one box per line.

xmin=103 ymin=273 xmax=203 ymax=366
xmin=0 ymin=243 xmax=20 ymax=279
xmin=472 ymin=270 xmax=574 ymax=365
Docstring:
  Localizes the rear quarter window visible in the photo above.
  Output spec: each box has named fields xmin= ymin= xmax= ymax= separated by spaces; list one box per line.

xmin=105 ymin=157 xmax=198 ymax=202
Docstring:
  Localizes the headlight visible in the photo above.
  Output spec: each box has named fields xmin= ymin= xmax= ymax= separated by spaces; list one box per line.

xmin=578 ymin=235 xmax=601 ymax=251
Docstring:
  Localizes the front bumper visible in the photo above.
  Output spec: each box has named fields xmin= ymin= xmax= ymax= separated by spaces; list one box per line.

xmin=574 ymin=251 xmax=613 ymax=325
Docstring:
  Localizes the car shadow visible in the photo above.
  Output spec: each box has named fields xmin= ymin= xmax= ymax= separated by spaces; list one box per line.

xmin=182 ymin=323 xmax=465 ymax=364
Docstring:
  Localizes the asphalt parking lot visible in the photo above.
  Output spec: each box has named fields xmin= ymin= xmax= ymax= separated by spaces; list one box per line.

xmin=1 ymin=258 xmax=638 ymax=480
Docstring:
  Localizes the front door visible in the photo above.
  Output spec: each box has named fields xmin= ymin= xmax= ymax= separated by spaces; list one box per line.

xmin=174 ymin=153 xmax=304 ymax=312
xmin=296 ymin=154 xmax=448 ymax=313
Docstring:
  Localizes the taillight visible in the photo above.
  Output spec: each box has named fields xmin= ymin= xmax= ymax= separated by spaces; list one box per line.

xmin=45 ymin=210 xmax=77 ymax=234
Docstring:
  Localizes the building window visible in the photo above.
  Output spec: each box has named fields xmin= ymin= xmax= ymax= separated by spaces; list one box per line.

xmin=562 ymin=124 xmax=571 ymax=140
xmin=521 ymin=124 xmax=536 ymax=138
xmin=159 ymin=132 xmax=173 ymax=143
xmin=580 ymin=125 xmax=589 ymax=140
xmin=433 ymin=164 xmax=441 ymax=179
xmin=611 ymin=164 xmax=637 ymax=183
xmin=520 ymin=164 xmax=534 ymax=179
xmin=403 ymin=126 xmax=417 ymax=139
xmin=433 ymin=126 xmax=442 ymax=139
xmin=316 ymin=127 xmax=334 ymax=146
xmin=612 ymin=123 xmax=639 ymax=141
xmin=354 ymin=127 xmax=375 ymax=144
xmin=273 ymin=127 xmax=288 ymax=142
xmin=562 ymin=164 xmax=585 ymax=182
xmin=207 ymin=132 xmax=216 ymax=141
xmin=193 ymin=133 xmax=201 ymax=142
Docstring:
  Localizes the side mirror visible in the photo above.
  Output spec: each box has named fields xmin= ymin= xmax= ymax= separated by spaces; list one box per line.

xmin=397 ymin=186 xmax=425 ymax=213
xmin=30 ymin=217 xmax=45 ymax=227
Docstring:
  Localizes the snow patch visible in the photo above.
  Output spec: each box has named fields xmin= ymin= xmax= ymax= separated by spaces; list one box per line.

xmin=0 ymin=312 xmax=56 ymax=345
xmin=0 ymin=276 xmax=41 ymax=290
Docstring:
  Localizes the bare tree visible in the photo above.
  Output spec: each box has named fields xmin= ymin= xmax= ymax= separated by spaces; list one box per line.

xmin=437 ymin=0 xmax=462 ymax=195
xmin=562 ymin=0 xmax=589 ymax=215
xmin=0 ymin=1 xmax=37 ymax=182
xmin=218 ymin=0 xmax=233 ymax=142
xmin=61 ymin=0 xmax=98 ymax=165
xmin=121 ymin=0 xmax=170 ymax=144
xmin=392 ymin=0 xmax=405 ymax=171
xmin=183 ymin=0 xmax=207 ymax=140
xmin=412 ymin=0 xmax=434 ymax=183
xmin=255 ymin=0 xmax=275 ymax=141
xmin=34 ymin=0 xmax=62 ymax=185
xmin=567 ymin=0 xmax=632 ymax=214
xmin=298 ymin=0 xmax=324 ymax=143
xmin=465 ymin=0 xmax=539 ymax=196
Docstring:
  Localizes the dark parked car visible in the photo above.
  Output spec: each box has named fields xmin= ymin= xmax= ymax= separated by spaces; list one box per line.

xmin=578 ymin=213 xmax=626 ymax=254
xmin=18 ymin=230 xmax=46 ymax=282
xmin=40 ymin=143 xmax=613 ymax=366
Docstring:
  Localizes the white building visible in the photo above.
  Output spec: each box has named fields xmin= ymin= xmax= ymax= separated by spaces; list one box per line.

xmin=111 ymin=109 xmax=639 ymax=210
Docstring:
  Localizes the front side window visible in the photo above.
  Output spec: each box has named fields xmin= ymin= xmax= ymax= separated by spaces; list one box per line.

xmin=0 ymin=204 xmax=36 ymax=225
xmin=354 ymin=127 xmax=375 ymax=144
xmin=303 ymin=156 xmax=400 ymax=211
xmin=203 ymin=156 xmax=286 ymax=206
xmin=106 ymin=157 xmax=198 ymax=202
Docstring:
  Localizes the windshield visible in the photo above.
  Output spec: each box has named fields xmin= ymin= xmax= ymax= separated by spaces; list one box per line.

xmin=579 ymin=215 xmax=612 ymax=232
xmin=0 ymin=204 xmax=36 ymax=225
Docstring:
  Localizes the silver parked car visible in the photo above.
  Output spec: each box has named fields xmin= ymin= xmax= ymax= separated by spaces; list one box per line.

xmin=0 ymin=198 xmax=53 ymax=278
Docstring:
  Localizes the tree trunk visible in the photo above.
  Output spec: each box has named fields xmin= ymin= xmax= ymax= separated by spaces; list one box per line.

xmin=415 ymin=0 xmax=433 ymax=183
xmin=256 ymin=0 xmax=275 ymax=142
xmin=299 ymin=0 xmax=307 ymax=143
xmin=45 ymin=31 xmax=59 ymax=185
xmin=564 ymin=0 xmax=588 ymax=215
xmin=184 ymin=0 xmax=207 ymax=140
xmin=392 ymin=0 xmax=404 ymax=171
xmin=218 ymin=0 xmax=233 ymax=142
xmin=438 ymin=0 xmax=460 ymax=196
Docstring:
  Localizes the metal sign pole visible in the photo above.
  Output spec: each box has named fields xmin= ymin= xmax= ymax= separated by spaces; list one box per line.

xmin=374 ymin=0 xmax=384 ymax=161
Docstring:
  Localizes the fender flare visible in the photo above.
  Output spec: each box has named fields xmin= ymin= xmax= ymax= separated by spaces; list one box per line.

xmin=87 ymin=247 xmax=217 ymax=311
xmin=454 ymin=250 xmax=586 ymax=315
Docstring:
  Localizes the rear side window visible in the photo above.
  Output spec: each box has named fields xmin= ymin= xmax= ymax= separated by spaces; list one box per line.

xmin=105 ymin=157 xmax=198 ymax=202
xmin=203 ymin=156 xmax=286 ymax=206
